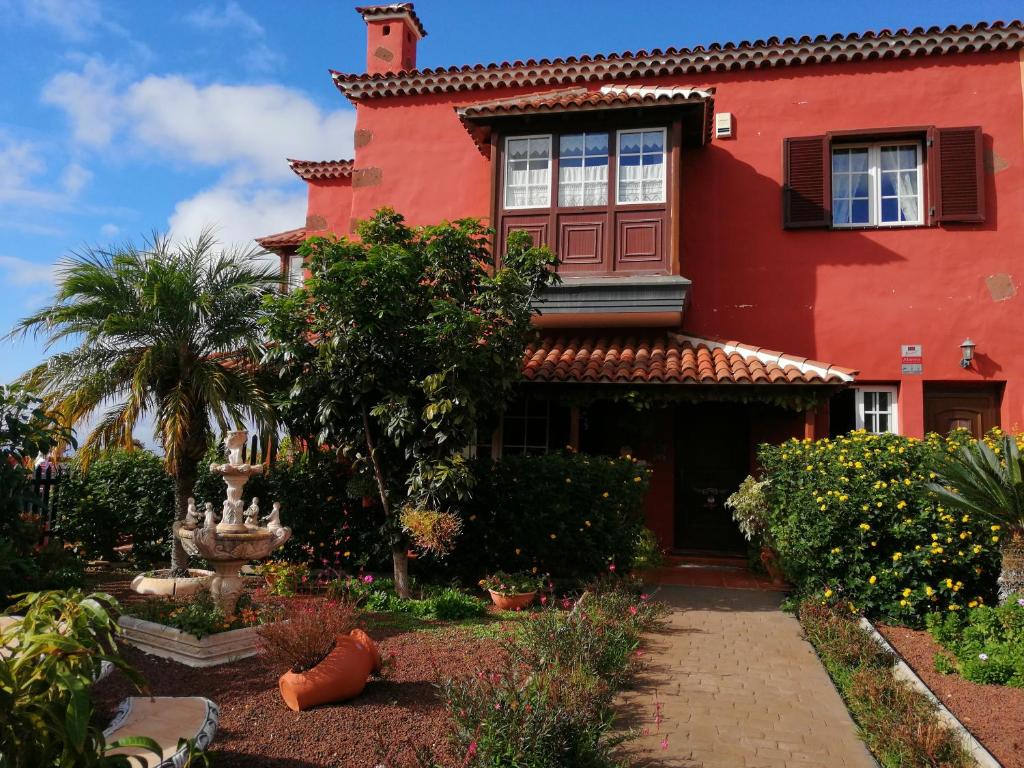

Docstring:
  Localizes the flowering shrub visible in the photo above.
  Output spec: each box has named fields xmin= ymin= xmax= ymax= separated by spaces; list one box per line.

xmin=478 ymin=571 xmax=544 ymax=595
xmin=926 ymin=595 xmax=1024 ymax=686
xmin=439 ymin=585 xmax=665 ymax=767
xmin=128 ymin=591 xmax=279 ymax=639
xmin=257 ymin=599 xmax=358 ymax=674
xmin=257 ymin=560 xmax=311 ymax=597
xmin=759 ymin=430 xmax=1001 ymax=622
xmin=441 ymin=452 xmax=651 ymax=584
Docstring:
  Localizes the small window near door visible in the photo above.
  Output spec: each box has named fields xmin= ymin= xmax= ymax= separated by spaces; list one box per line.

xmin=855 ymin=386 xmax=899 ymax=434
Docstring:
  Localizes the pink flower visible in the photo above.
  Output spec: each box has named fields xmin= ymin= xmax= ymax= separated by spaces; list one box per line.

xmin=467 ymin=741 xmax=478 ymax=758
xmin=660 ymin=736 xmax=669 ymax=751
xmin=608 ymin=563 xmax=616 ymax=572
xmin=629 ymin=606 xmax=638 ymax=615
xmin=362 ymin=574 xmax=374 ymax=584
xmin=540 ymin=596 xmax=548 ymax=605
xmin=640 ymin=593 xmax=649 ymax=601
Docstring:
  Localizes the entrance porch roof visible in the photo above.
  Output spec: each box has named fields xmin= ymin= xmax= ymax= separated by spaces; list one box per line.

xmin=522 ymin=331 xmax=856 ymax=385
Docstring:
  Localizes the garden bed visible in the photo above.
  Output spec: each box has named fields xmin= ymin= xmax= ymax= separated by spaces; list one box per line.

xmin=94 ymin=620 xmax=502 ymax=768
xmin=877 ymin=623 xmax=1024 ymax=768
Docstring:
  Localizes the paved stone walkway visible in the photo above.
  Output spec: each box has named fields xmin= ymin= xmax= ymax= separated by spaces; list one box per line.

xmin=616 ymin=586 xmax=877 ymax=767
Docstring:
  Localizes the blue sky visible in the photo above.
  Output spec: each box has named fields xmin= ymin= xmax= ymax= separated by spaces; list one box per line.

xmin=2 ymin=0 xmax=1021 ymax=386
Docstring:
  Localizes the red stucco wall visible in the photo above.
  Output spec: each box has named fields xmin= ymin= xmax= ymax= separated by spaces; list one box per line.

xmin=315 ymin=51 xmax=1024 ymax=438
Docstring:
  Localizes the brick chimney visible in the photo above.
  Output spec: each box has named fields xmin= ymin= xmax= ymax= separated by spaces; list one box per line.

xmin=356 ymin=3 xmax=426 ymax=75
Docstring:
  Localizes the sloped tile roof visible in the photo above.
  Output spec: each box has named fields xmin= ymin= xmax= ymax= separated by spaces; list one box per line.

xmin=456 ymin=85 xmax=713 ymax=119
xmin=522 ymin=331 xmax=856 ymax=384
xmin=255 ymin=227 xmax=327 ymax=249
xmin=355 ymin=3 xmax=427 ymax=38
xmin=332 ymin=20 xmax=1024 ymax=100
xmin=287 ymin=159 xmax=353 ymax=180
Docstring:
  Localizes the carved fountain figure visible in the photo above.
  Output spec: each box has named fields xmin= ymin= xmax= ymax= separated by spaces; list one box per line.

xmin=175 ymin=430 xmax=291 ymax=615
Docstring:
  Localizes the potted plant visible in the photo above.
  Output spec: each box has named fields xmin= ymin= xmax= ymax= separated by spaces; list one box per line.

xmin=725 ymin=475 xmax=784 ymax=585
xmin=479 ymin=571 xmax=543 ymax=611
xmin=257 ymin=599 xmax=381 ymax=711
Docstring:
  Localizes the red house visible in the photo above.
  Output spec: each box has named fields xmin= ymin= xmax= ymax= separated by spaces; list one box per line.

xmin=258 ymin=4 xmax=1024 ymax=553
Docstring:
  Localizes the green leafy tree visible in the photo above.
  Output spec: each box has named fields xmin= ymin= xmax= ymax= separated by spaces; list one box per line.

xmin=9 ymin=232 xmax=279 ymax=574
xmin=929 ymin=431 xmax=1024 ymax=602
xmin=263 ymin=209 xmax=557 ymax=597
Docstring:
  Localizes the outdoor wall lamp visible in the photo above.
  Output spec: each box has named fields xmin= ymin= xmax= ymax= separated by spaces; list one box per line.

xmin=959 ymin=338 xmax=976 ymax=369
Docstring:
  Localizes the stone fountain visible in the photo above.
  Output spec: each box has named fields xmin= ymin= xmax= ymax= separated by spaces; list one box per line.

xmin=175 ymin=430 xmax=291 ymax=615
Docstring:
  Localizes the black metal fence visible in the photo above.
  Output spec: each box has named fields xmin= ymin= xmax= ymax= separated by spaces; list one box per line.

xmin=26 ymin=465 xmax=66 ymax=536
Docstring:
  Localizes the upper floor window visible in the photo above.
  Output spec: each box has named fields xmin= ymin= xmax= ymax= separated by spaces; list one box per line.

xmin=504 ymin=135 xmax=551 ymax=209
xmin=558 ymin=133 xmax=609 ymax=207
xmin=617 ymin=128 xmax=666 ymax=204
xmin=832 ymin=142 xmax=922 ymax=227
xmin=286 ymin=253 xmax=304 ymax=292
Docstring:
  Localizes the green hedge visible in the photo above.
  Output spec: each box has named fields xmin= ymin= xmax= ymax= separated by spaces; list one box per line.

xmin=760 ymin=431 xmax=1000 ymax=623
xmin=927 ymin=597 xmax=1024 ymax=686
xmin=57 ymin=449 xmax=175 ymax=565
xmin=425 ymin=452 xmax=651 ymax=584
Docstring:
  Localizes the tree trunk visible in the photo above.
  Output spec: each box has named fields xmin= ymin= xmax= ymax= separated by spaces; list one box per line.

xmin=362 ymin=406 xmax=411 ymax=598
xmin=998 ymin=530 xmax=1024 ymax=603
xmin=169 ymin=461 xmax=198 ymax=576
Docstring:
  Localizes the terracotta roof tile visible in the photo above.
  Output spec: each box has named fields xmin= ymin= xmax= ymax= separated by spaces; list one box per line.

xmin=255 ymin=227 xmax=327 ymax=249
xmin=522 ymin=331 xmax=856 ymax=384
xmin=355 ymin=3 xmax=427 ymax=38
xmin=287 ymin=159 xmax=354 ymax=180
xmin=332 ymin=20 xmax=1024 ymax=100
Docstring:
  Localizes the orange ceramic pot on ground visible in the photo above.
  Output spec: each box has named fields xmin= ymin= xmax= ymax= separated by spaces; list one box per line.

xmin=488 ymin=590 xmax=537 ymax=611
xmin=278 ymin=629 xmax=382 ymax=712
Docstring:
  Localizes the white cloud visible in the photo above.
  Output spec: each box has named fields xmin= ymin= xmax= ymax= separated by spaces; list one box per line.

xmin=19 ymin=0 xmax=102 ymax=41
xmin=184 ymin=1 xmax=264 ymax=37
xmin=100 ymin=223 xmax=120 ymax=238
xmin=41 ymin=58 xmax=123 ymax=147
xmin=0 ymin=255 xmax=57 ymax=288
xmin=60 ymin=163 xmax=91 ymax=195
xmin=168 ymin=183 xmax=306 ymax=251
xmin=0 ymin=135 xmax=45 ymax=192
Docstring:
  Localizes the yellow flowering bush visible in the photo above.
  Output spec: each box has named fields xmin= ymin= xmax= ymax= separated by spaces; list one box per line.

xmin=759 ymin=430 xmax=1000 ymax=623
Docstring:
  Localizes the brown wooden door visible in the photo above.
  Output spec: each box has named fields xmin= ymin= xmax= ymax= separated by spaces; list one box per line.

xmin=924 ymin=387 xmax=1001 ymax=438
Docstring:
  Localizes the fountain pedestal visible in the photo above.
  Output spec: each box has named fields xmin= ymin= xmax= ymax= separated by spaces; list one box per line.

xmin=174 ymin=430 xmax=291 ymax=616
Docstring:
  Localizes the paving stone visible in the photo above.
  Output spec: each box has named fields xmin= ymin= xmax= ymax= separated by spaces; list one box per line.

xmin=616 ymin=585 xmax=876 ymax=768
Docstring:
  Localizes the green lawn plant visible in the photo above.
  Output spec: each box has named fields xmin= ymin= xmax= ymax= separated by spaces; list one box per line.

xmin=10 ymin=231 xmax=280 ymax=576
xmin=0 ymin=590 xmax=163 ymax=767
xmin=926 ymin=594 xmax=1024 ymax=686
xmin=262 ymin=209 xmax=558 ymax=597
xmin=927 ymin=430 xmax=1024 ymax=602
xmin=328 ymin=575 xmax=487 ymax=621
xmin=758 ymin=430 xmax=1000 ymax=623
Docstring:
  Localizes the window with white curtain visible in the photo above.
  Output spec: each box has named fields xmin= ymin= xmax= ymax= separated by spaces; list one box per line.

xmin=287 ymin=253 xmax=304 ymax=292
xmin=558 ymin=132 xmax=609 ymax=206
xmin=855 ymin=386 xmax=899 ymax=434
xmin=504 ymin=135 xmax=551 ymax=209
xmin=832 ymin=142 xmax=922 ymax=227
xmin=617 ymin=128 xmax=666 ymax=204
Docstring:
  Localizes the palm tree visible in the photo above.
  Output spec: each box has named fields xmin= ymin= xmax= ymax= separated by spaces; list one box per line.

xmin=928 ymin=432 xmax=1024 ymax=602
xmin=9 ymin=231 xmax=280 ymax=574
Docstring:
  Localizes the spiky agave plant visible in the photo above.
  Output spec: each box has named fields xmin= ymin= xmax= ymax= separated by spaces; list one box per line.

xmin=8 ymin=230 xmax=280 ymax=574
xmin=928 ymin=433 xmax=1024 ymax=602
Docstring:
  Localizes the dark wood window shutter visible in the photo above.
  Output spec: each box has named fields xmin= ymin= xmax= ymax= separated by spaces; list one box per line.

xmin=783 ymin=136 xmax=830 ymax=229
xmin=932 ymin=126 xmax=985 ymax=223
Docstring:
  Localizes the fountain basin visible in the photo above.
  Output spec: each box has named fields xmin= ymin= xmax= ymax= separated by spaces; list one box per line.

xmin=131 ymin=569 xmax=214 ymax=598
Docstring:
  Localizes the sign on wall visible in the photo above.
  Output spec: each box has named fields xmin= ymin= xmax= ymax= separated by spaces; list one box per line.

xmin=901 ymin=344 xmax=923 ymax=375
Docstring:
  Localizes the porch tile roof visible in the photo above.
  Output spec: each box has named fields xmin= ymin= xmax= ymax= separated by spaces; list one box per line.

xmin=456 ymin=85 xmax=713 ymax=120
xmin=522 ymin=331 xmax=856 ymax=384
xmin=255 ymin=227 xmax=326 ymax=249
xmin=287 ymin=158 xmax=354 ymax=180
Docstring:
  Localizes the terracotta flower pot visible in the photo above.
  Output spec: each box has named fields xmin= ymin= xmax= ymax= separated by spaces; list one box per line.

xmin=278 ymin=629 xmax=381 ymax=712
xmin=759 ymin=546 xmax=785 ymax=586
xmin=488 ymin=590 xmax=536 ymax=611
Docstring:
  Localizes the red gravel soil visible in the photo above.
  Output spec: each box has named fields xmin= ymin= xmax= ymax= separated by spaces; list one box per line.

xmin=93 ymin=627 xmax=498 ymax=768
xmin=877 ymin=623 xmax=1024 ymax=768
xmin=86 ymin=572 xmax=501 ymax=767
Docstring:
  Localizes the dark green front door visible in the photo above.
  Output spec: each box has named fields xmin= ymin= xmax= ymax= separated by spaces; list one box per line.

xmin=674 ymin=403 xmax=749 ymax=554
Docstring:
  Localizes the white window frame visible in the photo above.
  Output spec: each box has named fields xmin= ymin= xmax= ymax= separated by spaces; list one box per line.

xmin=557 ymin=131 xmax=610 ymax=208
xmin=503 ymin=134 xmax=552 ymax=210
xmin=831 ymin=141 xmax=923 ymax=229
xmin=855 ymin=386 xmax=899 ymax=434
xmin=615 ymin=127 xmax=667 ymax=206
xmin=286 ymin=253 xmax=304 ymax=292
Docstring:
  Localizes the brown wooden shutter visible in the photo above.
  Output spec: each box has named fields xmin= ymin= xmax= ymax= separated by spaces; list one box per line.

xmin=932 ymin=126 xmax=985 ymax=223
xmin=783 ymin=136 xmax=830 ymax=229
